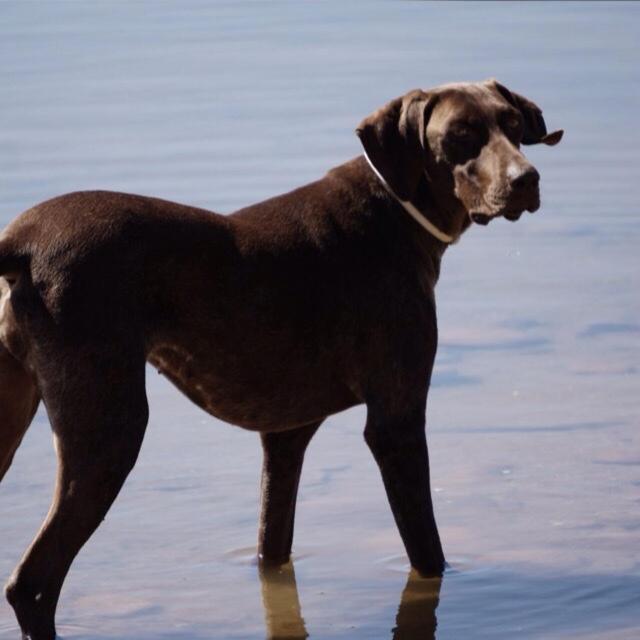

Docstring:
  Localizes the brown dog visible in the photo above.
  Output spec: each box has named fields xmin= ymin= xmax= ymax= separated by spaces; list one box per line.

xmin=0 ymin=79 xmax=562 ymax=639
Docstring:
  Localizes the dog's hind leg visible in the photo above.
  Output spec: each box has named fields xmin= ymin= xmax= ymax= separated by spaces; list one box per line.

xmin=258 ymin=421 xmax=322 ymax=565
xmin=4 ymin=343 xmax=148 ymax=640
xmin=0 ymin=341 xmax=40 ymax=483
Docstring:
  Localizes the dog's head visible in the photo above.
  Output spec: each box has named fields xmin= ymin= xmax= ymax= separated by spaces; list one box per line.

xmin=356 ymin=80 xmax=563 ymax=226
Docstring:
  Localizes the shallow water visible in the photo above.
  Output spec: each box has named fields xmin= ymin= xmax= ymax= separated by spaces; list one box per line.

xmin=1 ymin=2 xmax=639 ymax=638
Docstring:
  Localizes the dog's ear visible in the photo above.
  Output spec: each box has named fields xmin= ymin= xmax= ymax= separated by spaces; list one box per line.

xmin=356 ymin=90 xmax=436 ymax=201
xmin=489 ymin=80 xmax=564 ymax=146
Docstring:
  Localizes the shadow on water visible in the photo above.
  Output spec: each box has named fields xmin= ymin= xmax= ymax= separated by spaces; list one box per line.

xmin=254 ymin=563 xmax=640 ymax=640
xmin=4 ymin=561 xmax=636 ymax=640
xmin=256 ymin=560 xmax=640 ymax=640
xmin=259 ymin=563 xmax=441 ymax=640
xmin=253 ymin=562 xmax=640 ymax=640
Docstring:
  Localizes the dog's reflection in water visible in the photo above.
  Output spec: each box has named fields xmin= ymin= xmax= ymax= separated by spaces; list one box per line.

xmin=392 ymin=569 xmax=442 ymax=639
xmin=259 ymin=563 xmax=441 ymax=639
xmin=259 ymin=562 xmax=309 ymax=639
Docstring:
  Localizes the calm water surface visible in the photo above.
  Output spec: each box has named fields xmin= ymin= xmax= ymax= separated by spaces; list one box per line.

xmin=1 ymin=2 xmax=639 ymax=638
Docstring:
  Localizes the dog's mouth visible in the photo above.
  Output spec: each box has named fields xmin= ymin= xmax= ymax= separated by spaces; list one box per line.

xmin=470 ymin=210 xmax=524 ymax=225
xmin=505 ymin=199 xmax=540 ymax=222
xmin=470 ymin=212 xmax=493 ymax=226
xmin=503 ymin=210 xmax=524 ymax=222
xmin=470 ymin=201 xmax=539 ymax=226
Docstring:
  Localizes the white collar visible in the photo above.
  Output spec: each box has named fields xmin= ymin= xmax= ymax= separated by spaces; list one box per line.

xmin=362 ymin=151 xmax=458 ymax=245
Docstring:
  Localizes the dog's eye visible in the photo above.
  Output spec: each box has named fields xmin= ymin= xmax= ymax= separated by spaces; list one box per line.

xmin=502 ymin=115 xmax=523 ymax=140
xmin=451 ymin=125 xmax=476 ymax=141
xmin=505 ymin=117 xmax=521 ymax=131
xmin=444 ymin=123 xmax=486 ymax=164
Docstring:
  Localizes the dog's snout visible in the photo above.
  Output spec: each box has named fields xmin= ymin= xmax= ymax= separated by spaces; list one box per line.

xmin=510 ymin=166 xmax=540 ymax=191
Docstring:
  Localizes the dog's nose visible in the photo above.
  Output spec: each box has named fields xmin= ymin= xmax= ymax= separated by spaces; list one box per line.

xmin=511 ymin=166 xmax=540 ymax=191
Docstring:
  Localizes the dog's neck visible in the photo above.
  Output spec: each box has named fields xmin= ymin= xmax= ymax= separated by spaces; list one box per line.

xmin=362 ymin=151 xmax=460 ymax=245
xmin=344 ymin=157 xmax=459 ymax=289
xmin=411 ymin=174 xmax=473 ymax=244
xmin=361 ymin=153 xmax=471 ymax=249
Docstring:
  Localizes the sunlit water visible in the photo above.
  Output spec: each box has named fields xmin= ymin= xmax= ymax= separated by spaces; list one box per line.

xmin=1 ymin=2 xmax=639 ymax=638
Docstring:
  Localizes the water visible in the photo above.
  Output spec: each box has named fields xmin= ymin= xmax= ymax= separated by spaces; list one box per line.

xmin=1 ymin=2 xmax=639 ymax=638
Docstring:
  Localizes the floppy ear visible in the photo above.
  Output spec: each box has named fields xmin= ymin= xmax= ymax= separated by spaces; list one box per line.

xmin=489 ymin=80 xmax=564 ymax=146
xmin=356 ymin=90 xmax=436 ymax=201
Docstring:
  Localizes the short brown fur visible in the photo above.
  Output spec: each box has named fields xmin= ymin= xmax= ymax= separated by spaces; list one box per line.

xmin=0 ymin=80 xmax=562 ymax=639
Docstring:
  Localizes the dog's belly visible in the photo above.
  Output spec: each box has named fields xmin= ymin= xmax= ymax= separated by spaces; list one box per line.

xmin=147 ymin=342 xmax=358 ymax=432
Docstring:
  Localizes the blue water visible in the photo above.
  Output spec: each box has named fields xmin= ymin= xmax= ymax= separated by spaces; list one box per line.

xmin=1 ymin=2 xmax=639 ymax=638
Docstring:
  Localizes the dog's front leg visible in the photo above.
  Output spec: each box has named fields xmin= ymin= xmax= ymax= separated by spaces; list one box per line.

xmin=258 ymin=421 xmax=322 ymax=565
xmin=364 ymin=406 xmax=445 ymax=577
